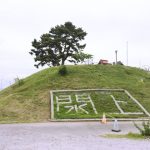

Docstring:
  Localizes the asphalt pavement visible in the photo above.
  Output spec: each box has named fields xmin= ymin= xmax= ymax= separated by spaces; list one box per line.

xmin=0 ymin=121 xmax=150 ymax=150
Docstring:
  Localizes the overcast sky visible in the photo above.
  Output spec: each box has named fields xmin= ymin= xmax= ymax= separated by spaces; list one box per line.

xmin=0 ymin=0 xmax=150 ymax=89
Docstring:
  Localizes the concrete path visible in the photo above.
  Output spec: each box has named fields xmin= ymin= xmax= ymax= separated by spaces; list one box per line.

xmin=0 ymin=121 xmax=150 ymax=150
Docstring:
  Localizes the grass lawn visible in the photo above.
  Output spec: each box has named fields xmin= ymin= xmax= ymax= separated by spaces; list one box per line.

xmin=102 ymin=132 xmax=145 ymax=140
xmin=0 ymin=64 xmax=150 ymax=123
xmin=52 ymin=89 xmax=147 ymax=119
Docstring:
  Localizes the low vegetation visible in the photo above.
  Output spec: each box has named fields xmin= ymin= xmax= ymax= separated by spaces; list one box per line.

xmin=53 ymin=90 xmax=146 ymax=119
xmin=58 ymin=65 xmax=68 ymax=76
xmin=102 ymin=132 xmax=144 ymax=140
xmin=134 ymin=120 xmax=150 ymax=137
xmin=0 ymin=65 xmax=150 ymax=123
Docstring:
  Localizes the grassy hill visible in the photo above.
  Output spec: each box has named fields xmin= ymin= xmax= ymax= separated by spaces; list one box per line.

xmin=0 ymin=64 xmax=150 ymax=123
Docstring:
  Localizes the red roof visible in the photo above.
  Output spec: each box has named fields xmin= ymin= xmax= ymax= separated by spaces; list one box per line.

xmin=98 ymin=59 xmax=108 ymax=64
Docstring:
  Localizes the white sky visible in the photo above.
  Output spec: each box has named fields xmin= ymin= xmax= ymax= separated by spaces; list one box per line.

xmin=0 ymin=0 xmax=150 ymax=88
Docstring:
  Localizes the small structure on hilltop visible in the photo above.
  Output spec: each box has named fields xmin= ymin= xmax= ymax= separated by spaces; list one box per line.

xmin=98 ymin=59 xmax=109 ymax=65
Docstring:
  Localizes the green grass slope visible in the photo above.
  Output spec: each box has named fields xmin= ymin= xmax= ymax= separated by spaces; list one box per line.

xmin=0 ymin=65 xmax=150 ymax=123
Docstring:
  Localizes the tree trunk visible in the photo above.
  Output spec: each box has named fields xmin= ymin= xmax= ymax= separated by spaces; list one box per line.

xmin=61 ymin=59 xmax=65 ymax=65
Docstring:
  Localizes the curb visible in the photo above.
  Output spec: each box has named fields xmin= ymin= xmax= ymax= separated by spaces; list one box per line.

xmin=48 ymin=118 xmax=150 ymax=122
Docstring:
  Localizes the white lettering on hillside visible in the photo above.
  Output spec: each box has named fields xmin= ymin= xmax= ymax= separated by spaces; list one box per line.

xmin=56 ymin=94 xmax=98 ymax=114
xmin=110 ymin=95 xmax=143 ymax=115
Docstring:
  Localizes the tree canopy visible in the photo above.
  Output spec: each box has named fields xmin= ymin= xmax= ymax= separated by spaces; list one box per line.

xmin=29 ymin=21 xmax=91 ymax=68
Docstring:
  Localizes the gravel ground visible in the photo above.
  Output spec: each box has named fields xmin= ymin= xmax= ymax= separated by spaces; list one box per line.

xmin=0 ymin=121 xmax=150 ymax=150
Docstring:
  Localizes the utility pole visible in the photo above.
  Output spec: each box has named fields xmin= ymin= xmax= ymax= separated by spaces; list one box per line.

xmin=0 ymin=79 xmax=2 ymax=90
xmin=126 ymin=41 xmax=128 ymax=66
xmin=115 ymin=50 xmax=118 ymax=64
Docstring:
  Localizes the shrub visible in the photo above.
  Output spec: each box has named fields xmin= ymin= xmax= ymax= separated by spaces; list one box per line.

xmin=117 ymin=61 xmax=124 ymax=65
xmin=18 ymin=79 xmax=24 ymax=86
xmin=13 ymin=77 xmax=24 ymax=88
xmin=134 ymin=120 xmax=150 ymax=137
xmin=58 ymin=65 xmax=68 ymax=76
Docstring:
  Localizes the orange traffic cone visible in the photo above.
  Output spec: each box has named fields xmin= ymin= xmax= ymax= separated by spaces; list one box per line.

xmin=101 ymin=113 xmax=107 ymax=124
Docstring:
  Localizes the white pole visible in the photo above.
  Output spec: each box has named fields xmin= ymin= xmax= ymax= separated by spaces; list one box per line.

xmin=0 ymin=79 xmax=2 ymax=90
xmin=126 ymin=41 xmax=128 ymax=66
xmin=115 ymin=50 xmax=118 ymax=64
